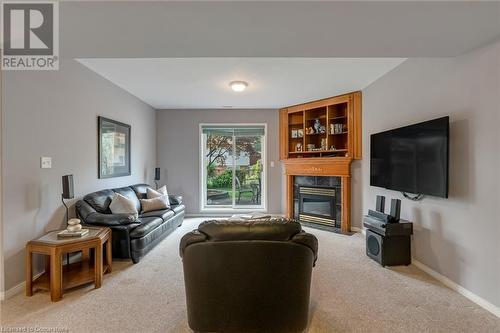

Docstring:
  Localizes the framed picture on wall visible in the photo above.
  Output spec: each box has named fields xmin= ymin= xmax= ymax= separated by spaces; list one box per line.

xmin=98 ymin=116 xmax=131 ymax=178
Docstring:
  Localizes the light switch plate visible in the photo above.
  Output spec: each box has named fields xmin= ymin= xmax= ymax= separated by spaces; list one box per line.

xmin=270 ymin=161 xmax=275 ymax=168
xmin=41 ymin=157 xmax=52 ymax=169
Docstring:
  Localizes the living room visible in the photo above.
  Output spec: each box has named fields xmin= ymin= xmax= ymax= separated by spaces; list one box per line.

xmin=1 ymin=1 xmax=499 ymax=332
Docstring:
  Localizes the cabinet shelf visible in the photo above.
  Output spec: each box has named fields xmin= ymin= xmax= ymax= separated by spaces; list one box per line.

xmin=289 ymin=149 xmax=347 ymax=155
xmin=279 ymin=91 xmax=361 ymax=161
xmin=329 ymin=116 xmax=347 ymax=121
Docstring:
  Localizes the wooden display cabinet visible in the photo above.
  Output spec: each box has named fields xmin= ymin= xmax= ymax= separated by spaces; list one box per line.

xmin=279 ymin=91 xmax=362 ymax=232
xmin=280 ymin=92 xmax=361 ymax=160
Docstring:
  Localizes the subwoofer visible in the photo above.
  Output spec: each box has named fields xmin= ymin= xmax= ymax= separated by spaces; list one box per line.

xmin=366 ymin=229 xmax=382 ymax=264
xmin=366 ymin=229 xmax=411 ymax=267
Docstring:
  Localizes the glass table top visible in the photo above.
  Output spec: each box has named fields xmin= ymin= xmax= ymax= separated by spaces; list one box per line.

xmin=30 ymin=227 xmax=105 ymax=245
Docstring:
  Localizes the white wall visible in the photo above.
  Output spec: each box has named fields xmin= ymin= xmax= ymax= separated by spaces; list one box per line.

xmin=361 ymin=40 xmax=500 ymax=308
xmin=156 ymin=109 xmax=282 ymax=215
xmin=2 ymin=59 xmax=157 ymax=291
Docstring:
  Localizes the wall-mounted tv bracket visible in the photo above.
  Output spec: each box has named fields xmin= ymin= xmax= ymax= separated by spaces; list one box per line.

xmin=402 ymin=192 xmax=424 ymax=201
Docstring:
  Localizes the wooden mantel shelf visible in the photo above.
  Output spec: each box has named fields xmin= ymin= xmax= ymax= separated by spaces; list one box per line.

xmin=282 ymin=157 xmax=352 ymax=177
xmin=279 ymin=91 xmax=362 ymax=233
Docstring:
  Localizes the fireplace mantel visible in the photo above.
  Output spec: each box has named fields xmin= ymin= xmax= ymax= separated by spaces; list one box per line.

xmin=283 ymin=157 xmax=352 ymax=177
xmin=283 ymin=160 xmax=352 ymax=232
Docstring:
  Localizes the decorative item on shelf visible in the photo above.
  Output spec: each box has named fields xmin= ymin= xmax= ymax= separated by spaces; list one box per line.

xmin=154 ymin=167 xmax=161 ymax=189
xmin=306 ymin=144 xmax=315 ymax=151
xmin=330 ymin=145 xmax=336 ymax=151
xmin=297 ymin=129 xmax=304 ymax=138
xmin=58 ymin=218 xmax=89 ymax=238
xmin=319 ymin=125 xmax=326 ymax=134
xmin=313 ymin=119 xmax=321 ymax=133
xmin=306 ymin=127 xmax=314 ymax=135
xmin=330 ymin=123 xmax=346 ymax=134
xmin=291 ymin=129 xmax=298 ymax=138
xmin=321 ymin=138 xmax=327 ymax=150
xmin=295 ymin=143 xmax=302 ymax=152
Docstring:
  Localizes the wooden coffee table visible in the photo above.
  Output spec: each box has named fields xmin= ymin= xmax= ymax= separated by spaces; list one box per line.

xmin=26 ymin=226 xmax=112 ymax=302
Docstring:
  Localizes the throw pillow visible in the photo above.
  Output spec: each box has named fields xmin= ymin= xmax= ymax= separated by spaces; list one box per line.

xmin=141 ymin=195 xmax=170 ymax=213
xmin=109 ymin=192 xmax=138 ymax=218
xmin=147 ymin=185 xmax=168 ymax=198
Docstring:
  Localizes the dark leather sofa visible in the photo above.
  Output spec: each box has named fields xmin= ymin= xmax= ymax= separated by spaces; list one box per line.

xmin=76 ymin=184 xmax=185 ymax=263
xmin=180 ymin=219 xmax=318 ymax=333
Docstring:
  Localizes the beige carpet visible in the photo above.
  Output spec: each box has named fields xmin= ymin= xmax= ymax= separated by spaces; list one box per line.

xmin=1 ymin=218 xmax=499 ymax=333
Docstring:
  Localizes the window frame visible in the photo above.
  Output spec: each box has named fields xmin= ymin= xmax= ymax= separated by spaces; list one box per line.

xmin=199 ymin=123 xmax=268 ymax=213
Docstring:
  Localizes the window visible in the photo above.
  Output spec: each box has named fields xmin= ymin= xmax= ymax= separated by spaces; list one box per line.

xmin=200 ymin=124 xmax=266 ymax=211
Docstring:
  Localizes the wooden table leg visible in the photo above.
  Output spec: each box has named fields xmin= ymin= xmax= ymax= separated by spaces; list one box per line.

xmin=45 ymin=255 xmax=51 ymax=278
xmin=105 ymin=237 xmax=112 ymax=274
xmin=81 ymin=248 xmax=90 ymax=261
xmin=50 ymin=249 xmax=63 ymax=302
xmin=94 ymin=243 xmax=103 ymax=289
xmin=25 ymin=246 xmax=33 ymax=296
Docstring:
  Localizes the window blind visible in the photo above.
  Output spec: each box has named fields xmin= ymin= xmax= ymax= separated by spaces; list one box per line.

xmin=202 ymin=125 xmax=265 ymax=137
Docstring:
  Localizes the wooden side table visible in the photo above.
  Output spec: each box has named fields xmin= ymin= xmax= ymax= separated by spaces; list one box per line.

xmin=26 ymin=226 xmax=112 ymax=302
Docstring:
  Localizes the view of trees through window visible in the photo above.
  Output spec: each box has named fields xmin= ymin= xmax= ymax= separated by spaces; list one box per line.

xmin=202 ymin=126 xmax=265 ymax=209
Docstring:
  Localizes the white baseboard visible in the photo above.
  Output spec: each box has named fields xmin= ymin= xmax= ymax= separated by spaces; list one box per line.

xmin=412 ymin=259 xmax=500 ymax=318
xmin=0 ymin=271 xmax=43 ymax=301
xmin=351 ymin=226 xmax=366 ymax=235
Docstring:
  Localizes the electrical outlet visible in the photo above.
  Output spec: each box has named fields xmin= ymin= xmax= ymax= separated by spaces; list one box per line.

xmin=41 ymin=157 xmax=52 ymax=169
xmin=270 ymin=161 xmax=275 ymax=168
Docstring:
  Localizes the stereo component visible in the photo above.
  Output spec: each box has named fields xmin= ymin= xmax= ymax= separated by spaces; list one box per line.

xmin=376 ymin=195 xmax=385 ymax=213
xmin=62 ymin=175 xmax=74 ymax=199
xmin=390 ymin=198 xmax=401 ymax=222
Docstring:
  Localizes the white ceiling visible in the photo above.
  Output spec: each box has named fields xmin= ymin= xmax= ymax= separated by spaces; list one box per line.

xmin=62 ymin=2 xmax=500 ymax=59
xmin=77 ymin=58 xmax=406 ymax=109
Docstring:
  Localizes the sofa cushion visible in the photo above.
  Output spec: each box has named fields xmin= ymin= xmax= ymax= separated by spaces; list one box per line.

xmin=147 ymin=186 xmax=168 ymax=198
xmin=109 ymin=192 xmax=139 ymax=218
xmin=140 ymin=195 xmax=170 ymax=213
xmin=130 ymin=217 xmax=164 ymax=239
xmin=130 ymin=184 xmax=150 ymax=200
xmin=83 ymin=189 xmax=115 ymax=213
xmin=171 ymin=204 xmax=186 ymax=215
xmin=198 ymin=219 xmax=301 ymax=242
xmin=113 ymin=186 xmax=141 ymax=212
xmin=140 ymin=209 xmax=175 ymax=221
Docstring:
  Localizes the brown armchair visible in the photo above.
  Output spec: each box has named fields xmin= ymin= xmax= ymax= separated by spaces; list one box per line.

xmin=179 ymin=219 xmax=318 ymax=333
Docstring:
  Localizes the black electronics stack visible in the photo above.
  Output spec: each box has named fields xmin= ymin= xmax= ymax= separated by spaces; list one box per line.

xmin=363 ymin=196 xmax=413 ymax=267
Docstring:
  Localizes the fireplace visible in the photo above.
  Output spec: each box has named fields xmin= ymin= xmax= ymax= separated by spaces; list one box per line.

xmin=294 ymin=176 xmax=342 ymax=230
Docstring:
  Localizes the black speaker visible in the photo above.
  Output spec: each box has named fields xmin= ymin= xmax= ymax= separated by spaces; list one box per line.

xmin=390 ymin=198 xmax=401 ymax=222
xmin=154 ymin=167 xmax=161 ymax=181
xmin=366 ymin=230 xmax=382 ymax=263
xmin=366 ymin=229 xmax=411 ymax=267
xmin=375 ymin=195 xmax=385 ymax=213
xmin=62 ymin=175 xmax=74 ymax=199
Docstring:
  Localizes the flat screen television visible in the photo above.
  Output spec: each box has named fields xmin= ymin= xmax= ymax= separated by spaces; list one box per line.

xmin=370 ymin=116 xmax=449 ymax=198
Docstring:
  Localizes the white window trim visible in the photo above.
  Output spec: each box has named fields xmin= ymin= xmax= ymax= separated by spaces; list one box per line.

xmin=199 ymin=123 xmax=268 ymax=213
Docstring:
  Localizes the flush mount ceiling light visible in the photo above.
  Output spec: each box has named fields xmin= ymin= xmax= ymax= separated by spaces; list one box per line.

xmin=229 ymin=81 xmax=248 ymax=92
